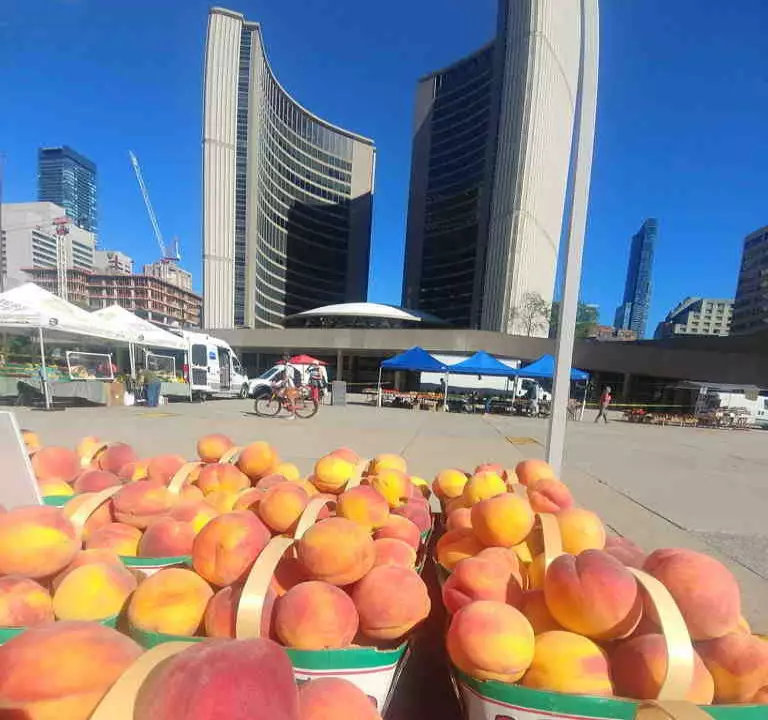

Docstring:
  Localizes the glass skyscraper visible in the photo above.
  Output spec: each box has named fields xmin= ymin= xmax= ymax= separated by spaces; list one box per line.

xmin=614 ymin=218 xmax=658 ymax=339
xmin=37 ymin=146 xmax=98 ymax=234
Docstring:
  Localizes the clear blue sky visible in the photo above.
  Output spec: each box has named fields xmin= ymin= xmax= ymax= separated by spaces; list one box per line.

xmin=2 ymin=0 xmax=767 ymax=335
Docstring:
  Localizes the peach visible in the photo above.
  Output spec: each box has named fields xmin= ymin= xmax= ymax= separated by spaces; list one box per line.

xmin=515 ymin=458 xmax=557 ymax=487
xmin=299 ymin=677 xmax=382 ymax=720
xmin=442 ymin=555 xmax=523 ymax=615
xmin=556 ymin=507 xmax=606 ymax=554
xmin=197 ymin=463 xmax=251 ymax=495
xmin=38 ymin=480 xmax=75 ymax=498
xmin=445 ymin=496 xmax=467 ymax=515
xmin=447 ymin=600 xmax=535 ymax=682
xmin=374 ymin=514 xmax=421 ymax=551
xmin=432 ymin=469 xmax=469 ymax=500
xmin=72 ymin=469 xmax=121 ymax=493
xmin=612 ymin=633 xmax=714 ymax=703
xmin=293 ymin=478 xmax=319 ymax=498
xmin=604 ymin=535 xmax=646 ymax=569
xmin=697 ymin=632 xmax=768 ymax=703
xmin=256 ymin=473 xmax=289 ymax=491
xmin=31 ymin=446 xmax=80 ymax=484
xmin=521 ymin=590 xmax=562 ymax=634
xmin=643 ymin=549 xmax=741 ymax=641
xmin=128 ymin=567 xmax=213 ymax=636
xmin=370 ymin=469 xmax=412 ymax=508
xmin=62 ymin=492 xmax=114 ymax=540
xmin=259 ymin=483 xmax=309 ymax=534
xmin=75 ymin=435 xmax=102 ymax=461
xmin=112 ymin=480 xmax=176 ymax=529
xmin=196 ymin=433 xmax=234 ymax=464
xmin=373 ymin=538 xmax=417 ymax=569
xmin=233 ymin=487 xmax=265 ymax=512
xmin=409 ymin=475 xmax=431 ymax=498
xmin=237 ymin=441 xmax=279 ymax=481
xmin=272 ymin=556 xmax=311 ymax=597
xmin=0 ymin=506 xmax=79 ymax=579
xmin=203 ymin=585 xmax=275 ymax=640
xmin=117 ymin=459 xmax=149 ymax=482
xmin=521 ymin=630 xmax=612 ymax=696
xmin=52 ymin=549 xmax=124 ymax=590
xmin=544 ymin=550 xmax=642 ymax=641
xmin=370 ymin=453 xmax=407 ymax=474
xmin=331 ymin=446 xmax=361 ymax=464
xmin=133 ymin=638 xmax=299 ymax=720
xmin=298 ymin=517 xmax=375 ymax=586
xmin=203 ymin=489 xmax=240 ymax=513
xmin=96 ymin=443 xmax=137 ymax=475
xmin=312 ymin=454 xmax=356 ymax=494
xmin=392 ymin=496 xmax=432 ymax=533
xmin=0 ymin=577 xmax=53 ymax=627
xmin=476 ymin=546 xmax=523 ymax=582
xmin=168 ymin=500 xmax=219 ymax=534
xmin=275 ymin=581 xmax=358 ymax=650
xmin=86 ymin=522 xmax=142 ymax=556
xmin=475 ymin=462 xmax=506 ymax=478
xmin=435 ymin=528 xmax=484 ymax=571
xmin=447 ymin=507 xmax=473 ymax=532
xmin=274 ymin=462 xmax=301 ymax=482
xmin=337 ymin=485 xmax=390 ymax=531
xmin=146 ymin=454 xmax=187 ymax=485
xmin=192 ymin=511 xmax=271 ymax=587
xmin=0 ymin=621 xmax=143 ymax=720
xmin=53 ymin=562 xmax=137 ymax=621
xmin=471 ymin=493 xmax=534 ymax=548
xmin=463 ymin=471 xmax=506 ymax=506
xmin=21 ymin=429 xmax=41 ymax=453
xmin=139 ymin=517 xmax=195 ymax=557
xmin=527 ymin=477 xmax=574 ymax=513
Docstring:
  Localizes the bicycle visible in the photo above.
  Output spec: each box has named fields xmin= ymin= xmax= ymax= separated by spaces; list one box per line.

xmin=254 ymin=385 xmax=319 ymax=419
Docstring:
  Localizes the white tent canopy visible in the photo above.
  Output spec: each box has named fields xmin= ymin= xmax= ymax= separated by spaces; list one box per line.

xmin=91 ymin=305 xmax=186 ymax=350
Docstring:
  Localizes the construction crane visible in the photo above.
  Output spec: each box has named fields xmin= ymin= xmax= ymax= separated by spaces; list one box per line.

xmin=128 ymin=150 xmax=181 ymax=263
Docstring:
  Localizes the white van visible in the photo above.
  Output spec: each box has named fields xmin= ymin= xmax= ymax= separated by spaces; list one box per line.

xmin=182 ymin=331 xmax=250 ymax=400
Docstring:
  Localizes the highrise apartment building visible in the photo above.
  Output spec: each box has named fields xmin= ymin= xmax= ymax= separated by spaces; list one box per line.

xmin=614 ymin=219 xmax=657 ymax=339
xmin=654 ymin=297 xmax=733 ymax=339
xmin=732 ymin=226 xmax=768 ymax=335
xmin=402 ymin=0 xmax=597 ymax=334
xmin=203 ymin=7 xmax=376 ymax=329
xmin=143 ymin=260 xmax=193 ymax=292
xmin=38 ymin=147 xmax=98 ymax=234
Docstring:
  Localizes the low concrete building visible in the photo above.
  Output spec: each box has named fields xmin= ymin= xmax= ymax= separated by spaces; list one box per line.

xmin=94 ymin=249 xmax=134 ymax=275
xmin=654 ymin=297 xmax=733 ymax=339
xmin=143 ymin=260 xmax=192 ymax=292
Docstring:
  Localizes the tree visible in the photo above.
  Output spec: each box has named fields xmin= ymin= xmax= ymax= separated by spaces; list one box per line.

xmin=549 ymin=301 xmax=600 ymax=339
xmin=508 ymin=292 xmax=551 ymax=336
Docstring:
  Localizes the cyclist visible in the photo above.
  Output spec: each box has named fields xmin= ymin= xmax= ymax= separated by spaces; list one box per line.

xmin=276 ymin=354 xmax=299 ymax=420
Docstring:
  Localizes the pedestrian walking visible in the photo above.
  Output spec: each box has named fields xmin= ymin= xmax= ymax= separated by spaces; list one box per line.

xmin=595 ymin=385 xmax=612 ymax=424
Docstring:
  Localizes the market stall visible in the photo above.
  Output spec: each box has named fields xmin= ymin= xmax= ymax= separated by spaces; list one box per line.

xmin=377 ymin=346 xmax=447 ymax=408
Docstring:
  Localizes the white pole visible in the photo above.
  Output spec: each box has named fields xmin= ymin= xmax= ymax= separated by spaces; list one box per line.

xmin=546 ymin=0 xmax=600 ymax=475
xmin=377 ymin=366 xmax=382 ymax=408
xmin=443 ymin=371 xmax=450 ymax=411
xmin=580 ymin=381 xmax=588 ymax=421
xmin=129 ymin=343 xmax=136 ymax=379
xmin=38 ymin=327 xmax=51 ymax=410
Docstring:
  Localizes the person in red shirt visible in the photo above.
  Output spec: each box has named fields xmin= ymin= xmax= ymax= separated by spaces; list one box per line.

xmin=595 ymin=385 xmax=612 ymax=423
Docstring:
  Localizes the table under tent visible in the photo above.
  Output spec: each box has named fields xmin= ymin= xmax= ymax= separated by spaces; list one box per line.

xmin=376 ymin=347 xmax=448 ymax=409
xmin=515 ymin=354 xmax=590 ymax=419
xmin=444 ymin=351 xmax=519 ymax=414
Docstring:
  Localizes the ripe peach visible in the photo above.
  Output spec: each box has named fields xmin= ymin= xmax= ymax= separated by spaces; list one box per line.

xmin=233 ymin=487 xmax=265 ymax=512
xmin=392 ymin=496 xmax=432 ymax=533
xmin=544 ymin=550 xmax=642 ymax=641
xmin=31 ymin=446 xmax=80 ymax=484
xmin=445 ymin=496 xmax=467 ymax=515
xmin=527 ymin=478 xmax=574 ymax=513
xmin=373 ymin=538 xmax=417 ymax=569
xmin=370 ymin=469 xmax=412 ymax=508
xmin=272 ymin=556 xmax=311 ymax=597
xmin=475 ymin=462 xmax=506 ymax=478
xmin=192 ymin=511 xmax=271 ymax=587
xmin=274 ymin=462 xmax=301 ymax=482
xmin=442 ymin=555 xmax=523 ymax=614
xmin=447 ymin=601 xmax=535 ymax=682
xmin=435 ymin=528 xmax=484 ymax=571
xmin=0 ymin=577 xmax=53 ymax=628
xmin=53 ymin=562 xmax=137 ymax=621
xmin=463 ymin=471 xmax=506 ymax=506
xmin=72 ymin=469 xmax=121 ymax=493
xmin=203 ymin=489 xmax=240 ymax=513
xmin=256 ymin=473 xmax=288 ymax=491
xmin=112 ymin=480 xmax=176 ymax=529
xmin=374 ymin=514 xmax=421 ymax=551
xmin=52 ymin=549 xmax=124 ymax=590
xmin=337 ymin=485 xmax=390 ymax=531
xmin=370 ymin=453 xmax=407 ymax=474
xmin=258 ymin=483 xmax=309 ymax=534
xmin=128 ymin=567 xmax=213 ymax=636
xmin=604 ymin=535 xmax=646 ymax=569
xmin=611 ymin=633 xmax=714 ymax=703
xmin=476 ymin=546 xmax=523 ymax=584
xmin=312 ymin=454 xmax=356 ymax=494
xmin=0 ymin=506 xmax=79 ymax=579
xmin=432 ymin=469 xmax=469 ymax=500
xmin=697 ymin=632 xmax=768 ymax=703
xmin=86 ymin=522 xmax=142 ymax=556
xmin=237 ymin=441 xmax=279 ymax=481
xmin=96 ymin=443 xmax=137 ymax=475
xmin=196 ymin=433 xmax=234 ymax=464
xmin=167 ymin=500 xmax=219 ymax=534
xmin=62 ymin=492 xmax=114 ymax=543
xmin=556 ymin=507 xmax=606 ymax=554
xmin=643 ymin=549 xmax=741 ymax=641
xmin=521 ymin=590 xmax=562 ymax=634
xmin=21 ymin=429 xmax=41 ymax=453
xmin=203 ymin=585 xmax=275 ymax=640
xmin=471 ymin=493 xmax=535 ymax=548
xmin=0 ymin=621 xmax=143 ymax=720
xmin=275 ymin=581 xmax=358 ymax=650
xmin=299 ymin=677 xmax=382 ymax=720
xmin=117 ymin=459 xmax=149 ymax=482
xmin=298 ymin=517 xmax=375 ymax=586
xmin=521 ymin=630 xmax=612 ymax=696
xmin=139 ymin=517 xmax=196 ymax=557
xmin=515 ymin=458 xmax=557 ymax=487
xmin=447 ymin=507 xmax=473 ymax=532
xmin=38 ymin=480 xmax=75 ymax=498
xmin=197 ymin=463 xmax=251 ymax=495
xmin=408 ymin=475 xmax=431 ymax=498
xmin=331 ymin=447 xmax=361 ymax=464
xmin=146 ymin=454 xmax=187 ymax=485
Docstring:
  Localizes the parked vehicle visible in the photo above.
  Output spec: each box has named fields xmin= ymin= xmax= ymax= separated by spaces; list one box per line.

xmin=181 ymin=331 xmax=250 ymax=400
xmin=247 ymin=362 xmax=328 ymax=398
xmin=694 ymin=386 xmax=768 ymax=429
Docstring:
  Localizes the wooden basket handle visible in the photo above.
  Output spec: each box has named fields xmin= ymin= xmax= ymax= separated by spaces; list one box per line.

xmin=80 ymin=441 xmax=110 ymax=469
xmin=167 ymin=461 xmax=202 ymax=495
xmin=635 ymin=700 xmax=714 ymax=719
xmin=67 ymin=485 xmax=123 ymax=542
xmin=345 ymin=459 xmax=369 ymax=490
xmin=293 ymin=495 xmax=337 ymax=540
xmin=220 ymin=446 xmax=242 ymax=464
xmin=537 ymin=512 xmax=563 ymax=571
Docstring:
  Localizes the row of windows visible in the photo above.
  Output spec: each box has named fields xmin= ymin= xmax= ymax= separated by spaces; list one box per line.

xmin=258 ymin=192 xmax=349 ymax=249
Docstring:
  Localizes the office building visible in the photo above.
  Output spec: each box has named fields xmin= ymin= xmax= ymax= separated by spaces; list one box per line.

xmin=732 ymin=226 xmax=768 ymax=334
xmin=654 ymin=297 xmax=733 ymax=339
xmin=203 ymin=7 xmax=376 ymax=329
xmin=586 ymin=326 xmax=638 ymax=342
xmin=143 ymin=260 xmax=193 ymax=292
xmin=94 ymin=250 xmax=134 ymax=275
xmin=402 ymin=0 xmax=596 ymax=334
xmin=37 ymin=147 xmax=98 ymax=234
xmin=614 ymin=219 xmax=658 ymax=339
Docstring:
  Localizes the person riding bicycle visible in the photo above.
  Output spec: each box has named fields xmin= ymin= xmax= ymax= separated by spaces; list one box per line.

xmin=276 ymin=354 xmax=300 ymax=420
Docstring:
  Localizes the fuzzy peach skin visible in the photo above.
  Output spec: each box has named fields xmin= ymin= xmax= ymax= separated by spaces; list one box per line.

xmin=604 ymin=535 xmax=647 ymax=569
xmin=51 ymin=549 xmax=124 ymax=590
xmin=527 ymin=478 xmax=574 ymax=513
xmin=447 ymin=601 xmax=535 ymax=682
xmin=31 ymin=446 xmax=80 ymax=484
xmin=370 ymin=454 xmax=407 ymax=474
xmin=299 ymin=677 xmax=382 ymax=720
xmin=697 ymin=632 xmax=768 ymax=703
xmin=544 ymin=550 xmax=642 ymax=641
xmin=167 ymin=500 xmax=219 ymax=535
xmin=374 ymin=514 xmax=422 ymax=551
xmin=0 ymin=577 xmax=54 ymax=628
xmin=112 ymin=480 xmax=176 ymax=529
xmin=258 ymin=483 xmax=309 ymax=534
xmin=117 ymin=459 xmax=150 ymax=482
xmin=520 ymin=590 xmax=562 ymax=635
xmin=521 ymin=630 xmax=612 ymax=696
xmin=352 ymin=565 xmax=431 ymax=641
xmin=133 ymin=638 xmax=300 ymax=720
xmin=233 ymin=487 xmax=266 ymax=513
xmin=445 ymin=496 xmax=468 ymax=515
xmin=0 ymin=506 xmax=79 ymax=579
xmin=462 ymin=471 xmax=507 ymax=506
xmin=145 ymin=454 xmax=187 ymax=485
xmin=53 ymin=562 xmax=137 ymax=622
xmin=93 ymin=443 xmax=136 ymax=476
xmin=372 ymin=538 xmax=417 ymax=569
xmin=203 ymin=490 xmax=240 ymax=514
xmin=237 ymin=441 xmax=280 ymax=481
xmin=337 ymin=485 xmax=390 ymax=531
xmin=85 ymin=522 xmax=142 ymax=557
xmin=196 ymin=433 xmax=234 ymax=464
xmin=298 ymin=517 xmax=375 ymax=586
xmin=476 ymin=547 xmax=524 ymax=584
xmin=192 ymin=511 xmax=271 ymax=587
xmin=274 ymin=462 xmax=302 ymax=483
xmin=435 ymin=528 xmax=485 ymax=571
xmin=204 ymin=584 xmax=275 ymax=640
xmin=256 ymin=473 xmax=288 ymax=491
xmin=611 ymin=633 xmax=714 ymax=703
xmin=38 ymin=480 xmax=75 ymax=498
xmin=330 ymin=446 xmax=361 ymax=465
xmin=272 ymin=556 xmax=311 ymax=597
xmin=643 ymin=548 xmax=741 ymax=641
xmin=515 ymin=459 xmax=557 ymax=488
xmin=197 ymin=463 xmax=251 ymax=496
xmin=471 ymin=493 xmax=535 ymax=548
xmin=442 ymin=555 xmax=523 ymax=615
xmin=475 ymin=463 xmax=506 ymax=479
xmin=139 ymin=517 xmax=196 ymax=558
xmin=309 ymin=455 xmax=355 ymax=494
xmin=392 ymin=496 xmax=432 ymax=533
xmin=0 ymin=621 xmax=143 ymax=720
xmin=446 ymin=507 xmax=473 ymax=532
xmin=72 ymin=469 xmax=121 ymax=494
xmin=432 ymin=469 xmax=469 ymax=500
xmin=556 ymin=507 xmax=606 ymax=555
xmin=128 ymin=567 xmax=213 ymax=636
xmin=369 ymin=469 xmax=413 ymax=509
xmin=275 ymin=581 xmax=359 ymax=650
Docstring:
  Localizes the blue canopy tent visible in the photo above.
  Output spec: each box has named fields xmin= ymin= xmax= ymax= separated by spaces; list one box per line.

xmin=518 ymin=354 xmax=589 ymax=381
xmin=446 ymin=351 xmax=519 ymax=409
xmin=378 ymin=347 xmax=448 ymax=407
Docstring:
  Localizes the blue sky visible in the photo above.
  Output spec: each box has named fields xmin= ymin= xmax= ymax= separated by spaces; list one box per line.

xmin=2 ymin=0 xmax=767 ymax=335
